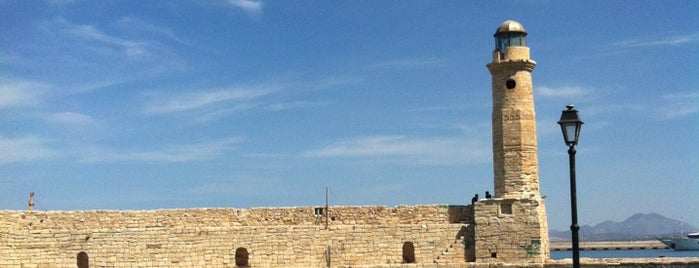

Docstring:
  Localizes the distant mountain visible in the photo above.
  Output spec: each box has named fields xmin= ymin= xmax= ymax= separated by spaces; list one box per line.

xmin=550 ymin=213 xmax=699 ymax=241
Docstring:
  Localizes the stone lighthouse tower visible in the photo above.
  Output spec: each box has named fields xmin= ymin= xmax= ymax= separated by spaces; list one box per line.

xmin=488 ymin=20 xmax=539 ymax=199
xmin=473 ymin=20 xmax=550 ymax=264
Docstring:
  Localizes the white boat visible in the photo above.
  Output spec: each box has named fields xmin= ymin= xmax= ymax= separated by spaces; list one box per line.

xmin=658 ymin=232 xmax=699 ymax=251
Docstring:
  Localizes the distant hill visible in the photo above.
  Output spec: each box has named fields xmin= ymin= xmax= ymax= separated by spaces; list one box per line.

xmin=550 ymin=213 xmax=699 ymax=241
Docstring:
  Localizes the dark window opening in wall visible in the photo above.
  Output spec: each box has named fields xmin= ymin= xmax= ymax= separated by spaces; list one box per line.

xmin=491 ymin=252 xmax=497 ymax=258
xmin=77 ymin=251 xmax=89 ymax=268
xmin=500 ymin=203 xmax=513 ymax=215
xmin=402 ymin=242 xmax=416 ymax=263
xmin=235 ymin=247 xmax=249 ymax=267
xmin=505 ymin=79 xmax=516 ymax=89
xmin=314 ymin=207 xmax=325 ymax=216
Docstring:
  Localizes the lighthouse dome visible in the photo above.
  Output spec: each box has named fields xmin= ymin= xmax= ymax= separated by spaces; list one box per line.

xmin=495 ymin=20 xmax=527 ymax=35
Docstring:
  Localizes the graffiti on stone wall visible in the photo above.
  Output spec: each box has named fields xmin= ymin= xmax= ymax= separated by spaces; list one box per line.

xmin=526 ymin=239 xmax=541 ymax=257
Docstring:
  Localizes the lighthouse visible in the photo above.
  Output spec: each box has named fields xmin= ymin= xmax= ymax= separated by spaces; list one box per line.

xmin=487 ymin=20 xmax=540 ymax=199
xmin=474 ymin=20 xmax=550 ymax=264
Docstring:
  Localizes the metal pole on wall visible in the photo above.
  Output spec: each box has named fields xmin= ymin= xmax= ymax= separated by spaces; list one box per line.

xmin=326 ymin=244 xmax=331 ymax=268
xmin=325 ymin=187 xmax=331 ymax=267
xmin=325 ymin=186 xmax=329 ymax=229
xmin=568 ymin=145 xmax=580 ymax=268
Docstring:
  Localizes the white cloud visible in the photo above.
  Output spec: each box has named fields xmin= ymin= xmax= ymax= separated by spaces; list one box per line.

xmin=142 ymin=78 xmax=338 ymax=121
xmin=57 ymin=19 xmax=150 ymax=59
xmin=537 ymin=86 xmax=591 ymax=98
xmin=45 ymin=112 xmax=95 ymax=125
xmin=68 ymin=78 xmax=132 ymax=94
xmin=265 ymin=101 xmax=327 ymax=111
xmin=579 ymin=103 xmax=643 ymax=118
xmin=303 ymin=135 xmax=489 ymax=166
xmin=228 ymin=0 xmax=263 ymax=16
xmin=194 ymin=104 xmax=257 ymax=123
xmin=654 ymin=92 xmax=699 ymax=120
xmin=0 ymin=137 xmax=57 ymax=164
xmin=48 ymin=18 xmax=184 ymax=66
xmin=612 ymin=33 xmax=699 ymax=48
xmin=27 ymin=18 xmax=186 ymax=90
xmin=371 ymin=57 xmax=448 ymax=69
xmin=143 ymin=86 xmax=279 ymax=115
xmin=115 ymin=17 xmax=191 ymax=46
xmin=79 ymin=137 xmax=243 ymax=163
xmin=0 ymin=79 xmax=49 ymax=108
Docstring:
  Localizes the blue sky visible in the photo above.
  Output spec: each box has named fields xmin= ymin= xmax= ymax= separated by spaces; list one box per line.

xmin=1 ymin=1 xmax=697 ymax=231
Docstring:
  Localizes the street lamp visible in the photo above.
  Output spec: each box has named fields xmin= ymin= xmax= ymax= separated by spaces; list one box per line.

xmin=557 ymin=104 xmax=583 ymax=268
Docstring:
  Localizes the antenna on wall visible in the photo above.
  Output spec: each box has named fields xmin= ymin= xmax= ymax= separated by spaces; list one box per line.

xmin=325 ymin=186 xmax=329 ymax=229
xmin=326 ymin=244 xmax=331 ymax=268
xmin=325 ymin=186 xmax=331 ymax=267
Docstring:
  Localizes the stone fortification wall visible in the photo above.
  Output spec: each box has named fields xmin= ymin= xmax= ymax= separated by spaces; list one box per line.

xmin=474 ymin=198 xmax=549 ymax=264
xmin=0 ymin=205 xmax=473 ymax=267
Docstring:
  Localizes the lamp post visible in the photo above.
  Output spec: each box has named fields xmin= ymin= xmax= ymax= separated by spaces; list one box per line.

xmin=557 ymin=104 xmax=583 ymax=268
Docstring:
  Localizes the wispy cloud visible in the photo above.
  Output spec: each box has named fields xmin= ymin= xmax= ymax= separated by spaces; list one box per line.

xmin=56 ymin=18 xmax=151 ymax=59
xmin=143 ymin=86 xmax=279 ymax=115
xmin=142 ymin=76 xmax=345 ymax=122
xmin=265 ymin=101 xmax=327 ymax=111
xmin=612 ymin=33 xmax=699 ymax=48
xmin=537 ymin=86 xmax=591 ymax=99
xmin=115 ymin=17 xmax=191 ymax=46
xmin=575 ymin=33 xmax=699 ymax=60
xmin=371 ymin=57 xmax=449 ymax=69
xmin=653 ymin=92 xmax=699 ymax=120
xmin=0 ymin=79 xmax=50 ymax=108
xmin=42 ymin=18 xmax=185 ymax=69
xmin=303 ymin=135 xmax=489 ymax=166
xmin=582 ymin=91 xmax=699 ymax=121
xmin=44 ymin=111 xmax=106 ymax=140
xmin=45 ymin=112 xmax=95 ymax=125
xmin=194 ymin=104 xmax=257 ymax=123
xmin=67 ymin=77 xmax=133 ymax=94
xmin=0 ymin=136 xmax=57 ymax=164
xmin=79 ymin=137 xmax=243 ymax=163
xmin=301 ymin=75 xmax=365 ymax=92
xmin=580 ymin=103 xmax=644 ymax=118
xmin=227 ymin=0 xmax=263 ymax=16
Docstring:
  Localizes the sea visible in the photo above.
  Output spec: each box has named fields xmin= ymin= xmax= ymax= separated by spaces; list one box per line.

xmin=550 ymin=249 xmax=699 ymax=259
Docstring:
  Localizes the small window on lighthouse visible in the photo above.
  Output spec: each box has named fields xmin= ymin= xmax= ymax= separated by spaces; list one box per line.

xmin=511 ymin=36 xmax=521 ymax=46
xmin=506 ymin=79 xmax=516 ymax=90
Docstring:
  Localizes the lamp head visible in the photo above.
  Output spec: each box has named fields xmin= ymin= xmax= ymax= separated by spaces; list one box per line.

xmin=557 ymin=104 xmax=583 ymax=146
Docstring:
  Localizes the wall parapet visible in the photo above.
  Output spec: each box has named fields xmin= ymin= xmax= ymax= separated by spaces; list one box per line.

xmin=0 ymin=204 xmax=471 ymax=229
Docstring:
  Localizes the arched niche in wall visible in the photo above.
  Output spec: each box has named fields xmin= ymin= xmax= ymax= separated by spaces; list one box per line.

xmin=77 ymin=251 xmax=89 ymax=268
xmin=235 ymin=247 xmax=249 ymax=267
xmin=402 ymin=241 xmax=416 ymax=263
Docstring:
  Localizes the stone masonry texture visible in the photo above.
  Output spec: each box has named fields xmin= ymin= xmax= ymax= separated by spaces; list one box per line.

xmin=488 ymin=46 xmax=539 ymax=200
xmin=0 ymin=205 xmax=474 ymax=267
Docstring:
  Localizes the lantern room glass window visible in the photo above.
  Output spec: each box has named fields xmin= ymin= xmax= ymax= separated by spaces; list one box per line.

xmin=495 ymin=32 xmax=527 ymax=54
